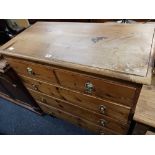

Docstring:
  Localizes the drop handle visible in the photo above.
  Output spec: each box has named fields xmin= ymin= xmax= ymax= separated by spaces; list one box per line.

xmin=27 ymin=67 xmax=34 ymax=75
xmin=32 ymin=84 xmax=38 ymax=91
xmin=85 ymin=82 xmax=94 ymax=94
xmin=100 ymin=119 xmax=107 ymax=127
xmin=100 ymin=105 xmax=106 ymax=114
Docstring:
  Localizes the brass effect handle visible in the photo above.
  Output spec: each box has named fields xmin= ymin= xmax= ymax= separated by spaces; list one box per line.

xmin=85 ymin=82 xmax=94 ymax=93
xmin=100 ymin=119 xmax=107 ymax=127
xmin=27 ymin=67 xmax=34 ymax=75
xmin=100 ymin=105 xmax=106 ymax=114
xmin=32 ymin=84 xmax=38 ymax=91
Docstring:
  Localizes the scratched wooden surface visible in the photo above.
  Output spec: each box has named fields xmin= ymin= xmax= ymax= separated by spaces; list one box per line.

xmin=0 ymin=22 xmax=155 ymax=84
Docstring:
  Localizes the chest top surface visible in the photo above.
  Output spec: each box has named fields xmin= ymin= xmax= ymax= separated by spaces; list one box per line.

xmin=0 ymin=22 xmax=155 ymax=84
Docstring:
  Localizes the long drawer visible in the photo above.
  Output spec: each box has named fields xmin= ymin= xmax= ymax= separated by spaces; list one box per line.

xmin=38 ymin=101 xmax=120 ymax=135
xmin=21 ymin=75 xmax=131 ymax=123
xmin=29 ymin=88 xmax=129 ymax=134
xmin=54 ymin=69 xmax=138 ymax=106
xmin=6 ymin=57 xmax=139 ymax=106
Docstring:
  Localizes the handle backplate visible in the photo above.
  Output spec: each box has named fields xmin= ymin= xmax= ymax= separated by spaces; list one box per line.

xmin=27 ymin=67 xmax=34 ymax=75
xmin=100 ymin=105 xmax=106 ymax=114
xmin=85 ymin=82 xmax=94 ymax=93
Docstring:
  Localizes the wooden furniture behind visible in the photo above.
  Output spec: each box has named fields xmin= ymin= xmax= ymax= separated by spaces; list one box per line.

xmin=1 ymin=22 xmax=155 ymax=134
xmin=134 ymin=76 xmax=155 ymax=127
xmin=134 ymin=79 xmax=155 ymax=128
xmin=133 ymin=76 xmax=155 ymax=134
xmin=0 ymin=57 xmax=42 ymax=114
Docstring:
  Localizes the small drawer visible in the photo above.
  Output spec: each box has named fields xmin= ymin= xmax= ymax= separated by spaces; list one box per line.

xmin=21 ymin=75 xmax=131 ymax=123
xmin=29 ymin=89 xmax=129 ymax=134
xmin=5 ymin=57 xmax=58 ymax=84
xmin=38 ymin=101 xmax=123 ymax=135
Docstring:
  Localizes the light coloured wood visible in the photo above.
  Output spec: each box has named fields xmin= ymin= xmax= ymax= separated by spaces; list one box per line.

xmin=1 ymin=22 xmax=152 ymax=134
xmin=5 ymin=57 xmax=138 ymax=106
xmin=20 ymin=74 xmax=132 ymax=121
xmin=38 ymin=101 xmax=120 ymax=134
xmin=28 ymin=88 xmax=129 ymax=134
xmin=5 ymin=57 xmax=58 ymax=84
xmin=0 ymin=22 xmax=155 ymax=84
xmin=55 ymin=67 xmax=138 ymax=105
xmin=134 ymin=76 xmax=155 ymax=128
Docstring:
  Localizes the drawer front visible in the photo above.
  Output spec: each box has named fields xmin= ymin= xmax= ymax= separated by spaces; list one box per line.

xmin=38 ymin=102 xmax=121 ymax=135
xmin=5 ymin=57 xmax=58 ymax=84
xmin=55 ymin=69 xmax=137 ymax=106
xmin=6 ymin=57 xmax=138 ymax=106
xmin=21 ymin=75 xmax=131 ymax=123
xmin=29 ymin=89 xmax=129 ymax=134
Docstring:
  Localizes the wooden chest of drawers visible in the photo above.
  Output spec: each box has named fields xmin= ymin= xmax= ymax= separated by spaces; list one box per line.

xmin=0 ymin=22 xmax=155 ymax=134
xmin=3 ymin=57 xmax=137 ymax=134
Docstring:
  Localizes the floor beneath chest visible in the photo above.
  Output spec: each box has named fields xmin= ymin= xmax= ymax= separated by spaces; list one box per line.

xmin=0 ymin=98 xmax=93 ymax=135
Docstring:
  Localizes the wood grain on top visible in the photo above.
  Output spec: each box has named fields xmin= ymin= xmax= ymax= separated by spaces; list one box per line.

xmin=0 ymin=22 xmax=155 ymax=84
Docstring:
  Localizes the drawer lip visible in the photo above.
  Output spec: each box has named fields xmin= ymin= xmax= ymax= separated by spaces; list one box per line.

xmin=38 ymin=101 xmax=123 ymax=135
xmin=3 ymin=54 xmax=151 ymax=85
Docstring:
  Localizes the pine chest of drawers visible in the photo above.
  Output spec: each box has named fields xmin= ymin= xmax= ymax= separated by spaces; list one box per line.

xmin=0 ymin=22 xmax=155 ymax=134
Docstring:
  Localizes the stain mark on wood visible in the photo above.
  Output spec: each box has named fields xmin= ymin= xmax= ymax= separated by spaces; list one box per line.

xmin=91 ymin=36 xmax=107 ymax=43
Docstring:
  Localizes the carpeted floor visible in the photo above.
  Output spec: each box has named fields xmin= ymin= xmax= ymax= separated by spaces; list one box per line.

xmin=0 ymin=97 xmax=93 ymax=135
